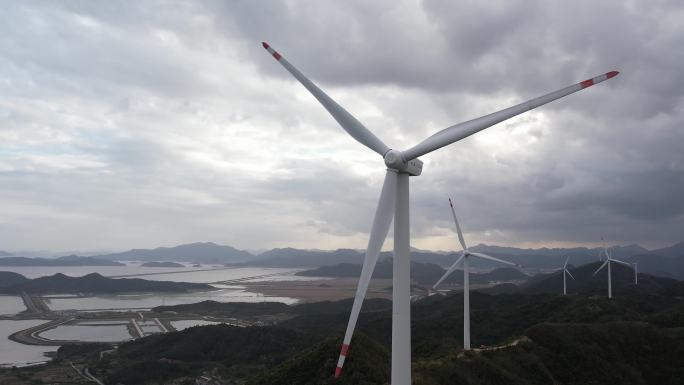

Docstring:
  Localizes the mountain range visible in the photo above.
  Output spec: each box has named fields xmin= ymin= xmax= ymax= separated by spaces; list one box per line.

xmin=96 ymin=242 xmax=252 ymax=264
xmin=3 ymin=241 xmax=684 ymax=278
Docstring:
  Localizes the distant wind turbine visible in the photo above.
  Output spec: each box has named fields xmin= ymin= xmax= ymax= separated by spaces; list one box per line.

xmin=592 ymin=244 xmax=631 ymax=299
xmin=562 ymin=257 xmax=575 ymax=295
xmin=432 ymin=198 xmax=523 ymax=350
xmin=261 ymin=41 xmax=618 ymax=383
xmin=633 ymin=262 xmax=638 ymax=285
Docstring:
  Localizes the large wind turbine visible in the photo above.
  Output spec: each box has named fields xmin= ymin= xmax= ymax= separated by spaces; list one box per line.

xmin=261 ymin=42 xmax=618 ymax=384
xmin=593 ymin=245 xmax=631 ymax=299
xmin=432 ymin=198 xmax=522 ymax=350
xmin=561 ymin=257 xmax=575 ymax=295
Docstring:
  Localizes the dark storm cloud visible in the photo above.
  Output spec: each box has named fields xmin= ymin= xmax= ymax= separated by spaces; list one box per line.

xmin=0 ymin=0 xmax=682 ymax=251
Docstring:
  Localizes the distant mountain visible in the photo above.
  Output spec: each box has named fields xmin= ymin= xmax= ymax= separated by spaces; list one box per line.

xmin=0 ymin=272 xmax=212 ymax=294
xmin=649 ymin=241 xmax=684 ymax=258
xmin=521 ymin=261 xmax=677 ymax=295
xmin=97 ymin=242 xmax=252 ymax=264
xmin=0 ymin=255 xmax=124 ymax=266
xmin=244 ymin=242 xmax=683 ymax=275
xmin=296 ymin=260 xmax=527 ymax=285
xmin=140 ymin=261 xmax=184 ymax=267
xmin=0 ymin=250 xmax=11 ymax=256
xmin=250 ymin=248 xmax=364 ymax=267
xmin=619 ymin=254 xmax=684 ymax=280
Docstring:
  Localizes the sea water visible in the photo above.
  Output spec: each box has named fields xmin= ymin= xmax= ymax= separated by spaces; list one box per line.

xmin=0 ymin=320 xmax=58 ymax=367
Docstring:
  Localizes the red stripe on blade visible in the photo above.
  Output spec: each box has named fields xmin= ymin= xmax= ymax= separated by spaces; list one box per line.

xmin=580 ymin=79 xmax=594 ymax=88
xmin=273 ymin=52 xmax=281 ymax=60
xmin=262 ymin=42 xmax=270 ymax=49
xmin=606 ymin=71 xmax=619 ymax=79
xmin=335 ymin=366 xmax=343 ymax=378
xmin=340 ymin=344 xmax=349 ymax=356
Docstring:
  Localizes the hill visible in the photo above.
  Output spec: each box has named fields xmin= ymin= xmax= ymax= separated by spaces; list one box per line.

xmin=250 ymin=248 xmax=365 ymax=267
xmin=521 ymin=261 xmax=677 ymax=296
xmin=0 ymin=271 xmax=30 ymax=288
xmin=0 ymin=250 xmax=11 ymax=256
xmin=155 ymin=298 xmax=392 ymax=319
xmin=0 ymin=272 xmax=212 ymax=294
xmin=38 ymin=271 xmax=684 ymax=385
xmin=297 ymin=260 xmax=527 ymax=285
xmin=246 ymin=333 xmax=390 ymax=385
xmin=105 ymin=324 xmax=317 ymax=385
xmin=140 ymin=261 xmax=184 ymax=267
xmin=0 ymin=255 xmax=123 ymax=266
xmin=649 ymin=241 xmax=684 ymax=258
xmin=97 ymin=242 xmax=253 ymax=264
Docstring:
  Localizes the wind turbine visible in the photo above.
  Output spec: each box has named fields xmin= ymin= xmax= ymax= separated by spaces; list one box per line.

xmin=592 ymin=245 xmax=631 ymax=299
xmin=561 ymin=257 xmax=575 ymax=295
xmin=432 ymin=198 xmax=522 ymax=350
xmin=261 ymin=42 xmax=618 ymax=383
xmin=633 ymin=262 xmax=638 ymax=284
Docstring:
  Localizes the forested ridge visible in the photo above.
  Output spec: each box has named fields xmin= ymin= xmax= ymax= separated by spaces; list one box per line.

xmin=59 ymin=267 xmax=684 ymax=385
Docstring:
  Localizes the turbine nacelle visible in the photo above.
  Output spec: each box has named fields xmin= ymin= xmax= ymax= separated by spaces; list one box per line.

xmin=383 ymin=149 xmax=423 ymax=176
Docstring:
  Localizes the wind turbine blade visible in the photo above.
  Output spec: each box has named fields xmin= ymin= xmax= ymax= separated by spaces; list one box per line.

xmin=448 ymin=198 xmax=467 ymax=251
xmin=563 ymin=257 xmax=569 ymax=269
xmin=565 ymin=269 xmax=576 ymax=280
xmin=609 ymin=258 xmax=631 ymax=267
xmin=262 ymin=42 xmax=390 ymax=157
xmin=335 ymin=170 xmax=397 ymax=378
xmin=432 ymin=251 xmax=466 ymax=289
xmin=593 ymin=260 xmax=609 ymax=276
xmin=469 ymin=252 xmax=523 ymax=268
xmin=401 ymin=71 xmax=619 ymax=161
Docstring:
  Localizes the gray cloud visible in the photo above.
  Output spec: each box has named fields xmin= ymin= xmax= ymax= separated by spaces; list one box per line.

xmin=0 ymin=0 xmax=682 ymax=252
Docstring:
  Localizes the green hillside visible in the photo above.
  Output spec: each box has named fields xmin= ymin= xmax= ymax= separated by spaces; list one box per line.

xmin=24 ymin=267 xmax=683 ymax=385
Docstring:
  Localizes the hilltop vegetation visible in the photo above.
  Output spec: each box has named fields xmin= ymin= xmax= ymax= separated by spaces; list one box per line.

xmin=5 ymin=263 xmax=682 ymax=385
xmin=45 ymin=266 xmax=682 ymax=385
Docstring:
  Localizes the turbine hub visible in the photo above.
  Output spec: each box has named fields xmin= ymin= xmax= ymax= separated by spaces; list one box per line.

xmin=383 ymin=149 xmax=423 ymax=176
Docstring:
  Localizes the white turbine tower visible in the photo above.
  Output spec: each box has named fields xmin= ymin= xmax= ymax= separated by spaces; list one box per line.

xmin=562 ymin=257 xmax=575 ymax=295
xmin=261 ymin=42 xmax=618 ymax=383
xmin=593 ymin=245 xmax=631 ymax=299
xmin=432 ymin=199 xmax=522 ymax=350
xmin=633 ymin=262 xmax=638 ymax=285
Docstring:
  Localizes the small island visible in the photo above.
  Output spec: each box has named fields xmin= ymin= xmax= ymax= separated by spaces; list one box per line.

xmin=141 ymin=261 xmax=184 ymax=268
xmin=0 ymin=272 xmax=213 ymax=294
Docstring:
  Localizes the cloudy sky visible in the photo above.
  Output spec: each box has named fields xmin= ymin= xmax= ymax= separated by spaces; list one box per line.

xmin=1 ymin=0 xmax=683 ymax=253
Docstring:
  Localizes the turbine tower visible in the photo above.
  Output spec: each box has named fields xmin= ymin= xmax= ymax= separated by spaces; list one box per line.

xmin=562 ymin=257 xmax=575 ymax=295
xmin=633 ymin=262 xmax=638 ymax=284
xmin=593 ymin=244 xmax=631 ymax=299
xmin=432 ymin=198 xmax=522 ymax=350
xmin=261 ymin=42 xmax=618 ymax=384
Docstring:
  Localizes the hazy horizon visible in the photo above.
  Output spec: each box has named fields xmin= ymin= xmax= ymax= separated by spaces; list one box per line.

xmin=3 ymin=239 xmax=682 ymax=258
